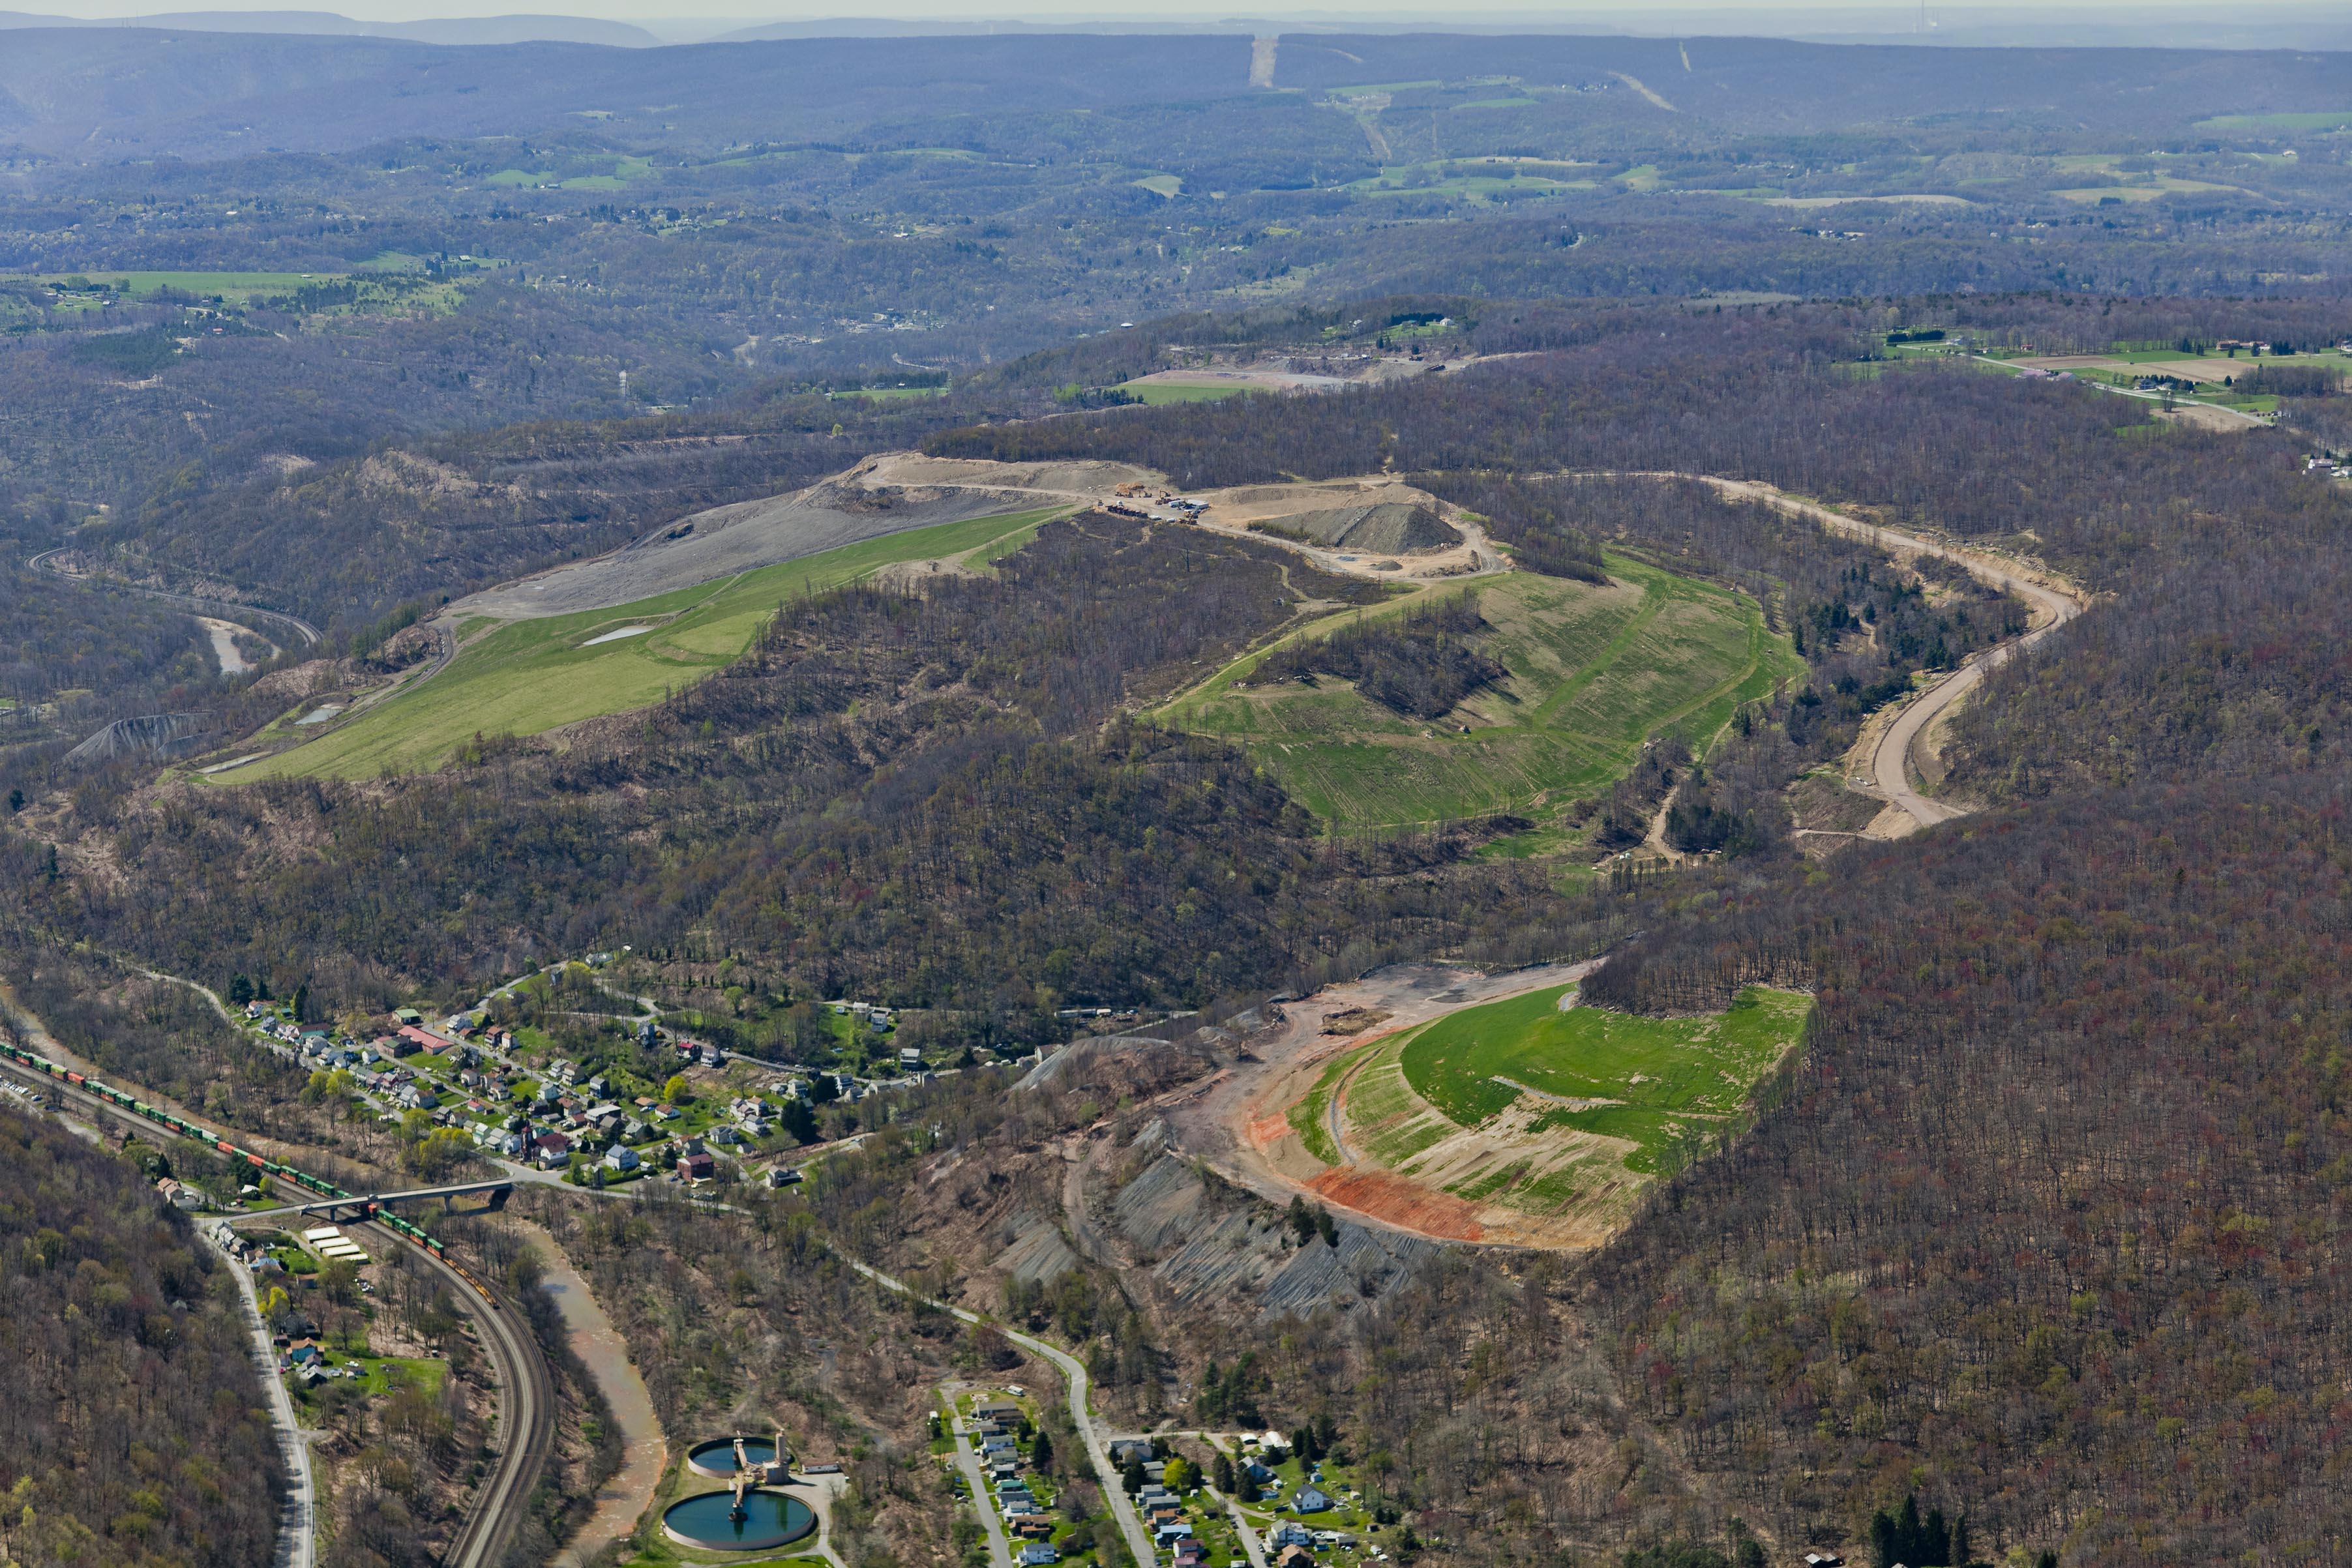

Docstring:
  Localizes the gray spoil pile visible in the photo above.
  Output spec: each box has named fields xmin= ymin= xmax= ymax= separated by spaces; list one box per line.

xmin=1253 ymin=502 xmax=1460 ymax=555
xmin=453 ymin=477 xmax=1034 ymax=621
xmin=65 ymin=712 xmax=215 ymax=767
xmin=1017 ymin=1033 xmax=1176 ymax=1091
xmin=1115 ymin=1153 xmax=1439 ymax=1318
xmin=993 ymin=1211 xmax=1084 ymax=1286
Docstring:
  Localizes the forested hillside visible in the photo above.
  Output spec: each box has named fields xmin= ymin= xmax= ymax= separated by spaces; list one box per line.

xmin=7 ymin=23 xmax=2352 ymax=1568
xmin=0 ymin=1105 xmax=286 ymax=1567
xmin=21 ymin=512 xmax=1607 ymax=1034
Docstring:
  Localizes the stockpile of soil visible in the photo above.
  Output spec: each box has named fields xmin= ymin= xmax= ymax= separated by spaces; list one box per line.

xmin=1256 ymin=502 xmax=1461 ymax=555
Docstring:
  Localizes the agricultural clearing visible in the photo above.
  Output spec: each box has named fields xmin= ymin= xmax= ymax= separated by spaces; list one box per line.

xmin=1116 ymin=379 xmax=1252 ymax=404
xmin=13 ymin=269 xmax=333 ymax=300
xmin=1159 ymin=555 xmax=1800 ymax=838
xmin=214 ymin=507 xmax=1063 ymax=782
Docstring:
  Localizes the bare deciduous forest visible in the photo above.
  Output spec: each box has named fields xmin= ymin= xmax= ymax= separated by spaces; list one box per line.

xmin=5 ymin=20 xmax=2352 ymax=1568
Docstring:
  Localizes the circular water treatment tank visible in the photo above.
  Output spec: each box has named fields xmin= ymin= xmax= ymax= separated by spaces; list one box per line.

xmin=686 ymin=1436 xmax=781 ymax=1479
xmin=662 ymin=1488 xmax=815 ymax=1552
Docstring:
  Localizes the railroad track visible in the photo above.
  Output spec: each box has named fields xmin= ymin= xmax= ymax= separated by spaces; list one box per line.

xmin=406 ymin=1219 xmax=558 ymax=1568
xmin=0 ymin=1047 xmax=554 ymax=1568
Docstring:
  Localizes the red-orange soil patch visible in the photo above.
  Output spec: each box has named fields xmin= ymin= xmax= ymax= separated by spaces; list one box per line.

xmin=1246 ymin=1113 xmax=1294 ymax=1149
xmin=1309 ymin=1166 xmax=1487 ymax=1242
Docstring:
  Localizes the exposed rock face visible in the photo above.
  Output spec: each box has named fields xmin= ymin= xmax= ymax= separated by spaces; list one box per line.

xmin=1114 ymin=1153 xmax=1438 ymax=1318
xmin=64 ymin=712 xmax=215 ymax=767
xmin=994 ymin=1212 xmax=1084 ymax=1286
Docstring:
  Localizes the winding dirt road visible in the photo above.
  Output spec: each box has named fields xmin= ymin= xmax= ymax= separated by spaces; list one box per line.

xmin=1684 ymin=477 xmax=2086 ymax=835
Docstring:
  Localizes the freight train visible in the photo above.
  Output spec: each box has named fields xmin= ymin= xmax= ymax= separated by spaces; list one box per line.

xmin=0 ymin=1035 xmax=450 ymax=1261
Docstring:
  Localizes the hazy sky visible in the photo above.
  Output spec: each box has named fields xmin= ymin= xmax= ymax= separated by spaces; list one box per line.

xmin=16 ymin=0 xmax=2310 ymax=18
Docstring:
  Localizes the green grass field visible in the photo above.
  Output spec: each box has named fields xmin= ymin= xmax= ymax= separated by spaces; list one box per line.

xmin=1347 ymin=158 xmax=1596 ymax=201
xmin=1399 ymin=984 xmax=1811 ymax=1172
xmin=829 ymin=385 xmax=949 ymax=402
xmin=217 ymin=507 xmax=1064 ymax=782
xmin=2053 ymin=177 xmax=2246 ymax=203
xmin=1116 ymin=379 xmax=1251 ymax=404
xmin=14 ymin=269 xmax=337 ymax=300
xmin=2195 ymin=111 xmax=2352 ymax=132
xmin=1159 ymin=557 xmax=1800 ymax=838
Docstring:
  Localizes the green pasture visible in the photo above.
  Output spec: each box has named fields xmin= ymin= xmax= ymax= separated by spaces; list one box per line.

xmin=1347 ymin=158 xmax=1595 ymax=201
xmin=2053 ymin=175 xmax=2247 ymax=203
xmin=216 ymin=507 xmax=1064 ymax=782
xmin=1158 ymin=555 xmax=1799 ymax=838
xmin=829 ymin=385 xmax=948 ymax=402
xmin=2195 ymin=111 xmax=2352 ymax=132
xmin=1132 ymin=173 xmax=1183 ymax=198
xmin=16 ymin=269 xmax=336 ymax=301
xmin=1399 ymin=984 xmax=1811 ymax=1171
xmin=1116 ymin=379 xmax=1250 ymax=404
xmin=488 ymin=156 xmax=652 ymax=190
xmin=1348 ymin=1049 xmax=1458 ymax=1169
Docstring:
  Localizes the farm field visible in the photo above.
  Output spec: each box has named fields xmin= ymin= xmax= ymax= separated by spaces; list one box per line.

xmin=2195 ymin=110 xmax=2352 ymax=132
xmin=14 ymin=269 xmax=339 ymax=300
xmin=1158 ymin=555 xmax=1800 ymax=837
xmin=215 ymin=507 xmax=1062 ymax=782
xmin=1116 ymin=379 xmax=1251 ymax=404
xmin=1285 ymin=984 xmax=1811 ymax=1246
xmin=1347 ymin=156 xmax=1599 ymax=200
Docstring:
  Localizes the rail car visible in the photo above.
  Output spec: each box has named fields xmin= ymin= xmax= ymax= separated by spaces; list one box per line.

xmin=0 ymin=1037 xmax=465 ymax=1260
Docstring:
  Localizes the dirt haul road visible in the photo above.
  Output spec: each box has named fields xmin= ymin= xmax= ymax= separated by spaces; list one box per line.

xmin=1679 ymin=476 xmax=2085 ymax=836
xmin=857 ymin=453 xmax=1506 ymax=584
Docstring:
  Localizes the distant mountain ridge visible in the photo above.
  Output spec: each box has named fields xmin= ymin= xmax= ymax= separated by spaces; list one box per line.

xmin=0 ymin=8 xmax=661 ymax=44
xmin=0 ymin=23 xmax=2342 ymax=163
xmin=0 ymin=29 xmax=1260 ymax=157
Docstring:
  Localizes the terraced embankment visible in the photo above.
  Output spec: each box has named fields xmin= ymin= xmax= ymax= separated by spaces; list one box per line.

xmin=1175 ymin=960 xmax=1811 ymax=1250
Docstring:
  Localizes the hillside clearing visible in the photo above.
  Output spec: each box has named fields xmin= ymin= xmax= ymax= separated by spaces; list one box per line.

xmin=213 ymin=507 xmax=1064 ymax=782
xmin=1159 ymin=555 xmax=1799 ymax=837
xmin=1280 ymin=984 xmax=1811 ymax=1247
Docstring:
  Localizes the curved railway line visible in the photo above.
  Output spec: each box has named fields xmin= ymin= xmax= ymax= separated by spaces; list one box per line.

xmin=0 ymin=1039 xmax=554 ymax=1568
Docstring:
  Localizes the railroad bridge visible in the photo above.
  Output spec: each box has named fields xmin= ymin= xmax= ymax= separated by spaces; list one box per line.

xmin=298 ymin=1177 xmax=514 ymax=1223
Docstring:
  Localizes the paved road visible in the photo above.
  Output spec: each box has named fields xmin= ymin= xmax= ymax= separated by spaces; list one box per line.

xmin=839 ymin=1255 xmax=1157 ymax=1568
xmin=0 ymin=1042 xmax=554 ymax=1568
xmin=942 ymin=1391 xmax=1016 ymax=1568
xmin=209 ymin=1224 xmax=317 ymax=1568
xmin=1215 ymin=1488 xmax=1270 ymax=1568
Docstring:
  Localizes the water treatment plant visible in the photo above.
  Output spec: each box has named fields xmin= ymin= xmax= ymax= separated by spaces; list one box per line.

xmin=662 ymin=1434 xmax=819 ymax=1554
